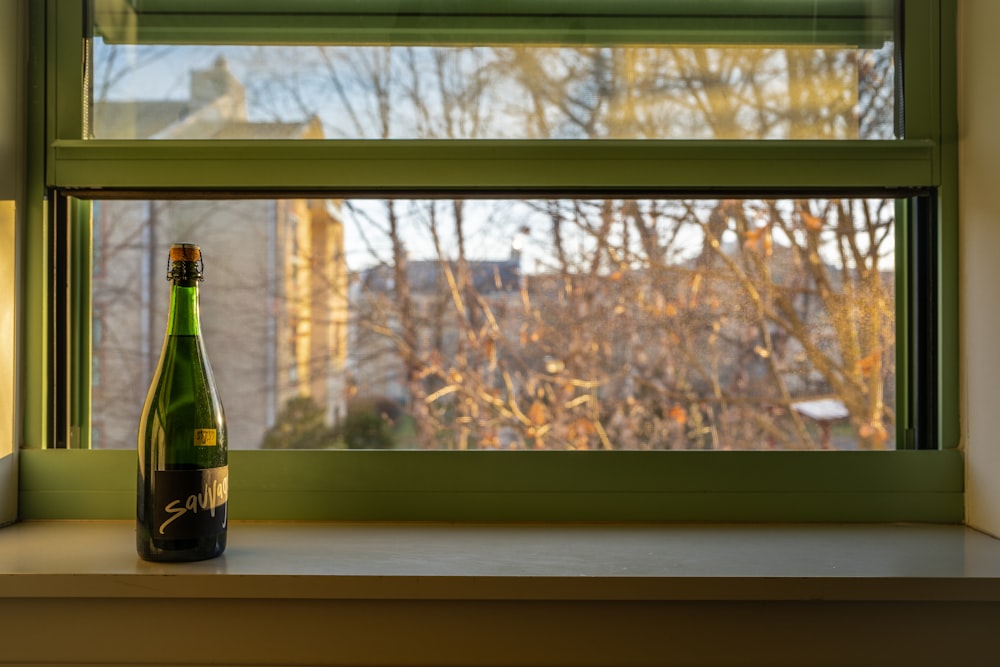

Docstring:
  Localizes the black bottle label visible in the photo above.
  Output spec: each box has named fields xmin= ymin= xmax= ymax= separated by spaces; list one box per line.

xmin=152 ymin=466 xmax=229 ymax=540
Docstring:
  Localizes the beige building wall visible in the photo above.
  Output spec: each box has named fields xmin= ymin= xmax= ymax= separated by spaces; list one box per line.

xmin=275 ymin=197 xmax=349 ymax=426
xmin=90 ymin=63 xmax=347 ymax=449
xmin=92 ymin=197 xmax=347 ymax=450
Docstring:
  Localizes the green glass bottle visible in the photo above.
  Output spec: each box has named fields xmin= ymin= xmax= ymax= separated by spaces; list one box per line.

xmin=137 ymin=243 xmax=228 ymax=562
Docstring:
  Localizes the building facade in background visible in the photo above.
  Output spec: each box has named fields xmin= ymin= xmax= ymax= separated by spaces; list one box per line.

xmin=90 ymin=58 xmax=348 ymax=449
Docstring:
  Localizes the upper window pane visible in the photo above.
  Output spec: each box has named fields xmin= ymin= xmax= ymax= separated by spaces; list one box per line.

xmin=88 ymin=1 xmax=898 ymax=140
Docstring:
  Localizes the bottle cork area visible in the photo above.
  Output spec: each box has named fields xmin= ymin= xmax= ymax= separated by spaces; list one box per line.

xmin=169 ymin=243 xmax=201 ymax=262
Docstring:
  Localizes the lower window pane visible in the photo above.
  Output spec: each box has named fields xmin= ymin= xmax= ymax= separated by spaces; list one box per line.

xmin=90 ymin=197 xmax=895 ymax=450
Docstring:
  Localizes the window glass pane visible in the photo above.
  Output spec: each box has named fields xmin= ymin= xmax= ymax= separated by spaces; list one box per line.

xmin=88 ymin=3 xmax=897 ymax=140
xmin=90 ymin=196 xmax=896 ymax=451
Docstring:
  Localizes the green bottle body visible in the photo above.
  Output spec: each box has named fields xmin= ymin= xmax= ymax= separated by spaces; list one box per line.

xmin=137 ymin=245 xmax=228 ymax=562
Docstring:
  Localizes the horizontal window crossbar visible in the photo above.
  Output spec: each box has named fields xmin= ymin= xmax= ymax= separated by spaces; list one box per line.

xmin=50 ymin=139 xmax=938 ymax=192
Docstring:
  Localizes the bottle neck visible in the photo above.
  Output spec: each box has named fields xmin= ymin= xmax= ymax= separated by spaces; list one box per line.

xmin=166 ymin=280 xmax=201 ymax=336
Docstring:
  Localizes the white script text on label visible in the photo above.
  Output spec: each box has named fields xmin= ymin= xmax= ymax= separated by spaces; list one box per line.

xmin=158 ymin=474 xmax=229 ymax=535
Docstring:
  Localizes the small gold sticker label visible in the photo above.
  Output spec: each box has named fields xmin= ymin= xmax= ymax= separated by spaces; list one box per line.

xmin=194 ymin=429 xmax=217 ymax=447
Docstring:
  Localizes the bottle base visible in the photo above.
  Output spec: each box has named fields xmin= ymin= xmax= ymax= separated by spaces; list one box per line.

xmin=136 ymin=531 xmax=227 ymax=563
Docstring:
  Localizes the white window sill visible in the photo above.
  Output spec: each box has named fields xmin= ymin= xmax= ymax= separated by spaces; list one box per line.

xmin=1 ymin=520 xmax=1000 ymax=600
xmin=2 ymin=521 xmax=1000 ymax=666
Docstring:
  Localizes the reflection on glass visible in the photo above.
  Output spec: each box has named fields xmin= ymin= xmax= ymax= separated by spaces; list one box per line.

xmin=90 ymin=44 xmax=895 ymax=140
xmin=90 ymin=197 xmax=895 ymax=451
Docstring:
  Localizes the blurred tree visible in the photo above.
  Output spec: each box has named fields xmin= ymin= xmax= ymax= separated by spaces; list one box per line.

xmin=335 ymin=399 xmax=399 ymax=450
xmin=260 ymin=395 xmax=338 ymax=450
xmin=238 ymin=41 xmax=899 ymax=451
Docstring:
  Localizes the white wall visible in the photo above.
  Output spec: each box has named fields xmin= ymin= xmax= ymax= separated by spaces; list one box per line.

xmin=961 ymin=0 xmax=1000 ymax=535
xmin=0 ymin=0 xmax=25 ymax=527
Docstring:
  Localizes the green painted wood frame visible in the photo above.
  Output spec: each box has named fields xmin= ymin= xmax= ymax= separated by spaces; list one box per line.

xmin=17 ymin=0 xmax=962 ymax=522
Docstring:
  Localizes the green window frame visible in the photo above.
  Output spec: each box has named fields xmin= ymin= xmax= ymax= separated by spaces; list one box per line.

xmin=16 ymin=0 xmax=961 ymax=522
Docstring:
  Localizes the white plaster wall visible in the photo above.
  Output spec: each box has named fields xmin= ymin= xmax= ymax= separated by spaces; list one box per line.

xmin=0 ymin=0 xmax=24 ymax=527
xmin=960 ymin=0 xmax=1000 ymax=536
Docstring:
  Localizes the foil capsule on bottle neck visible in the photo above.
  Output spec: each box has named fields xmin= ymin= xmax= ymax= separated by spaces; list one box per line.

xmin=167 ymin=242 xmax=204 ymax=282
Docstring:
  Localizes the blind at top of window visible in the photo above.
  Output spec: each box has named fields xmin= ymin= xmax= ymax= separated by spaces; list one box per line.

xmin=93 ymin=0 xmax=895 ymax=47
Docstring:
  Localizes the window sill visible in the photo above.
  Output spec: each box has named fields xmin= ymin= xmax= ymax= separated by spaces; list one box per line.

xmin=2 ymin=520 xmax=1000 ymax=600
xmin=2 ymin=521 xmax=1000 ymax=666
